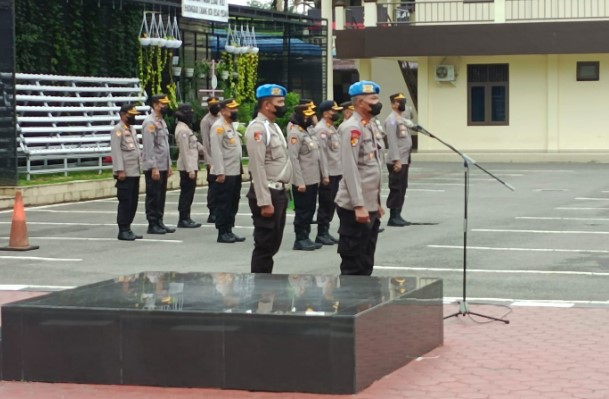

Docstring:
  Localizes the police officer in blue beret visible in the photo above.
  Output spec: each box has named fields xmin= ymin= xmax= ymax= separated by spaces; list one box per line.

xmin=245 ymin=84 xmax=293 ymax=273
xmin=334 ymin=81 xmax=385 ymax=276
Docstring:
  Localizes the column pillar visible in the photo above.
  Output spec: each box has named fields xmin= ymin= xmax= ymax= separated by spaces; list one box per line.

xmin=0 ymin=0 xmax=18 ymax=186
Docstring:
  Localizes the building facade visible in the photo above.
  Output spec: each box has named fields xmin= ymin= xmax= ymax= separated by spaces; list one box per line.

xmin=333 ymin=0 xmax=609 ymax=161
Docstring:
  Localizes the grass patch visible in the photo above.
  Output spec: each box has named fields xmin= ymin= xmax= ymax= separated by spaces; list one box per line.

xmin=19 ymin=170 xmax=114 ymax=186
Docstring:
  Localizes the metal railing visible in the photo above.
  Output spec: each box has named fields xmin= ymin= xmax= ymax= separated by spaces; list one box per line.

xmin=506 ymin=0 xmax=609 ymax=21
xmin=378 ymin=1 xmax=494 ymax=26
xmin=374 ymin=0 xmax=609 ymax=26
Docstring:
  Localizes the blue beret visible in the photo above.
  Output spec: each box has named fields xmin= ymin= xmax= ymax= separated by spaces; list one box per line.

xmin=348 ymin=80 xmax=380 ymax=97
xmin=256 ymin=84 xmax=287 ymax=99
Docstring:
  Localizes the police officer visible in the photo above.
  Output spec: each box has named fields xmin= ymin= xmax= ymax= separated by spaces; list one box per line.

xmin=334 ymin=81 xmax=384 ymax=276
xmin=200 ymin=97 xmax=221 ymax=223
xmin=210 ymin=98 xmax=246 ymax=244
xmin=111 ymin=104 xmax=142 ymax=241
xmin=288 ymin=105 xmax=327 ymax=251
xmin=175 ymin=103 xmax=203 ymax=229
xmin=142 ymin=94 xmax=175 ymax=234
xmin=340 ymin=101 xmax=354 ymax=121
xmin=314 ymin=100 xmax=343 ymax=245
xmin=385 ymin=93 xmax=414 ymax=227
xmin=245 ymin=84 xmax=293 ymax=273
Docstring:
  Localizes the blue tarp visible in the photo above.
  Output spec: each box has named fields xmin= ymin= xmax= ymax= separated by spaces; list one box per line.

xmin=209 ymin=36 xmax=322 ymax=56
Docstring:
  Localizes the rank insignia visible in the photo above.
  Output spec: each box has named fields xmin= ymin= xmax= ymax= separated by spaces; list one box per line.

xmin=290 ymin=136 xmax=297 ymax=144
xmin=350 ymin=130 xmax=361 ymax=147
xmin=229 ymin=138 xmax=235 ymax=144
xmin=147 ymin=124 xmax=155 ymax=133
xmin=116 ymin=130 xmax=122 ymax=137
xmin=216 ymin=127 xmax=224 ymax=135
xmin=254 ymin=132 xmax=262 ymax=142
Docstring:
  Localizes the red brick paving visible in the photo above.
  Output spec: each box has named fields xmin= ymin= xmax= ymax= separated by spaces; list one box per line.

xmin=1 ymin=291 xmax=609 ymax=398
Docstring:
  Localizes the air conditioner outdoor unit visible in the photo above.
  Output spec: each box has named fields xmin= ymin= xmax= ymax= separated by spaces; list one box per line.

xmin=435 ymin=65 xmax=456 ymax=81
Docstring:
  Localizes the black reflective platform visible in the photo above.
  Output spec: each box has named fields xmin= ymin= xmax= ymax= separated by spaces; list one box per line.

xmin=1 ymin=272 xmax=443 ymax=394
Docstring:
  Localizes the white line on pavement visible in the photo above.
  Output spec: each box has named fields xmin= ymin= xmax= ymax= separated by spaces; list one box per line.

xmin=555 ymin=207 xmax=609 ymax=210
xmin=0 ymin=256 xmax=83 ymax=262
xmin=381 ymin=188 xmax=445 ymax=192
xmin=409 ymin=182 xmax=464 ymax=186
xmin=0 ymin=236 xmax=183 ymax=243
xmin=428 ymin=244 xmax=609 ymax=253
xmin=0 ymin=197 xmax=117 ymax=214
xmin=17 ymin=211 xmax=290 ymax=218
xmin=473 ymin=228 xmax=609 ymax=235
xmin=374 ymin=265 xmax=609 ymax=277
xmin=575 ymin=197 xmax=609 ymax=201
xmin=515 ymin=216 xmax=609 ymax=221
xmin=443 ymin=296 xmax=609 ymax=307
xmin=0 ymin=284 xmax=75 ymax=290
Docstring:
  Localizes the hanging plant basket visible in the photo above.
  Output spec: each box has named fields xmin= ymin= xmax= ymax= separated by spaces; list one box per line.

xmin=185 ymin=68 xmax=194 ymax=78
xmin=172 ymin=66 xmax=182 ymax=76
xmin=157 ymin=15 xmax=167 ymax=48
xmin=139 ymin=13 xmax=152 ymax=46
xmin=250 ymin=26 xmax=259 ymax=54
xmin=149 ymin=15 xmax=161 ymax=46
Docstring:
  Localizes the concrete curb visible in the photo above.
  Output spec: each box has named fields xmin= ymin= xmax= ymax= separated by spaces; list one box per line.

xmin=0 ymin=170 xmax=249 ymax=210
xmin=411 ymin=151 xmax=609 ymax=163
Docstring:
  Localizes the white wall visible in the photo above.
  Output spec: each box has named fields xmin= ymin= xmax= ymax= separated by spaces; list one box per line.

xmin=367 ymin=54 xmax=609 ymax=153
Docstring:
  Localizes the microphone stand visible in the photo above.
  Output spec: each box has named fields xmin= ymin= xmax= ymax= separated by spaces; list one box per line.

xmin=416 ymin=125 xmax=514 ymax=324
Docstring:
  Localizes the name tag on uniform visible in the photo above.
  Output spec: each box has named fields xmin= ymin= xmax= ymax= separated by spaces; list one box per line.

xmin=128 ymin=143 xmax=134 ymax=149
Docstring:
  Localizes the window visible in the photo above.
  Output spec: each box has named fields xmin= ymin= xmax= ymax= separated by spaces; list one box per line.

xmin=467 ymin=64 xmax=509 ymax=126
xmin=577 ymin=61 xmax=599 ymax=81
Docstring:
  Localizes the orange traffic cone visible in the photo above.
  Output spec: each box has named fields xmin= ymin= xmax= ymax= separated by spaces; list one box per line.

xmin=0 ymin=190 xmax=39 ymax=251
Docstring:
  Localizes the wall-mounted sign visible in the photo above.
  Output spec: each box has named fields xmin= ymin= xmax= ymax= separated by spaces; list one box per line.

xmin=182 ymin=0 xmax=228 ymax=23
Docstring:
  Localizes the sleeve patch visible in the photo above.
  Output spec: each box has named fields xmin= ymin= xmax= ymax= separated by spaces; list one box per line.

xmin=351 ymin=137 xmax=359 ymax=146
xmin=290 ymin=136 xmax=297 ymax=144
xmin=253 ymin=132 xmax=262 ymax=142
xmin=147 ymin=124 xmax=156 ymax=133
xmin=350 ymin=130 xmax=361 ymax=139
xmin=115 ymin=129 xmax=122 ymax=137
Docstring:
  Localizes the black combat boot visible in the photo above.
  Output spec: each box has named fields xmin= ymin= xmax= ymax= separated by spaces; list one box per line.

xmin=118 ymin=226 xmax=136 ymax=241
xmin=218 ymin=230 xmax=236 ymax=243
xmin=387 ymin=209 xmax=408 ymax=227
xmin=158 ymin=220 xmax=176 ymax=233
xmin=294 ymin=230 xmax=317 ymax=251
xmin=147 ymin=223 xmax=166 ymax=234
xmin=315 ymin=224 xmax=336 ymax=246
xmin=397 ymin=207 xmax=410 ymax=225
xmin=229 ymin=229 xmax=246 ymax=242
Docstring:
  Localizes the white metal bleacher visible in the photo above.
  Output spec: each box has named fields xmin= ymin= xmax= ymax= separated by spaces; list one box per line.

xmin=15 ymin=74 xmax=149 ymax=179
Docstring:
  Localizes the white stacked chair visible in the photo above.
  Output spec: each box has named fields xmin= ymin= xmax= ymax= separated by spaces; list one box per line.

xmin=15 ymin=74 xmax=149 ymax=179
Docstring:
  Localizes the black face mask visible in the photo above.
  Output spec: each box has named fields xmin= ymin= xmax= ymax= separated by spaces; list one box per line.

xmin=369 ymin=102 xmax=382 ymax=116
xmin=126 ymin=116 xmax=136 ymax=126
xmin=331 ymin=113 xmax=340 ymax=122
xmin=229 ymin=111 xmax=239 ymax=122
xmin=273 ymin=105 xmax=287 ymax=118
xmin=305 ymin=117 xmax=315 ymax=128
xmin=209 ymin=104 xmax=221 ymax=116
xmin=398 ymin=102 xmax=406 ymax=112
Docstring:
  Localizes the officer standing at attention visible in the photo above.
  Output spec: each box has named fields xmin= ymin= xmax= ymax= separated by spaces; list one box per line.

xmin=174 ymin=103 xmax=203 ymax=229
xmin=334 ymin=81 xmax=384 ymax=276
xmin=339 ymin=101 xmax=354 ymax=121
xmin=314 ymin=100 xmax=343 ymax=245
xmin=111 ymin=104 xmax=143 ymax=241
xmin=288 ymin=104 xmax=327 ymax=251
xmin=200 ymin=97 xmax=221 ymax=223
xmin=245 ymin=84 xmax=293 ymax=273
xmin=385 ymin=93 xmax=414 ymax=227
xmin=142 ymin=94 xmax=175 ymax=235
xmin=210 ymin=98 xmax=246 ymax=244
